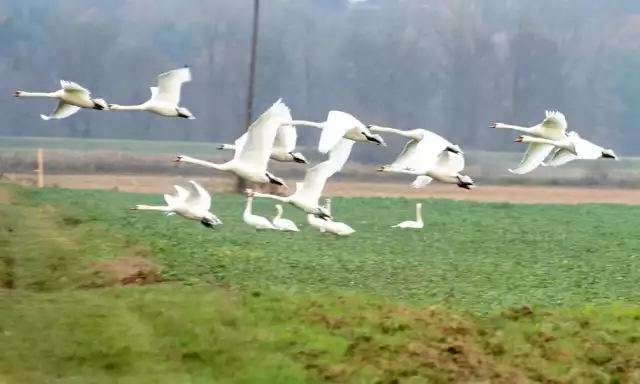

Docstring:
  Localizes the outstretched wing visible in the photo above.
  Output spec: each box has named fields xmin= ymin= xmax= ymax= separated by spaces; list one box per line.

xmin=236 ymin=98 xmax=290 ymax=170
xmin=390 ymin=139 xmax=421 ymax=169
xmin=273 ymin=124 xmax=297 ymax=152
xmin=544 ymin=148 xmax=577 ymax=167
xmin=149 ymin=87 xmax=158 ymax=99
xmin=433 ymin=151 xmax=465 ymax=173
xmin=508 ymin=142 xmax=555 ymax=175
xmin=540 ymin=110 xmax=568 ymax=133
xmin=40 ymin=100 xmax=81 ymax=120
xmin=404 ymin=130 xmax=453 ymax=172
xmin=317 ymin=110 xmax=363 ymax=154
xmin=60 ymin=80 xmax=90 ymax=95
xmin=163 ymin=184 xmax=190 ymax=207
xmin=411 ymin=176 xmax=433 ymax=188
xmin=185 ymin=180 xmax=212 ymax=211
xmin=153 ymin=66 xmax=192 ymax=105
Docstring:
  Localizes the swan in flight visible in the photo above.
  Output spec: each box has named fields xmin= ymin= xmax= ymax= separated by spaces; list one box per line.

xmin=246 ymin=137 xmax=356 ymax=219
xmin=491 ymin=110 xmax=569 ymax=174
xmin=243 ymin=191 xmax=277 ymax=230
xmin=272 ymin=204 xmax=300 ymax=232
xmin=14 ymin=80 xmax=108 ymax=120
xmin=515 ymin=132 xmax=618 ymax=168
xmin=391 ymin=203 xmax=424 ymax=229
xmin=282 ymin=110 xmax=386 ymax=153
xmin=219 ymin=122 xmax=308 ymax=164
xmin=128 ymin=180 xmax=222 ymax=229
xmin=376 ymin=130 xmax=474 ymax=189
xmin=173 ymin=99 xmax=291 ymax=188
xmin=109 ymin=66 xmax=195 ymax=119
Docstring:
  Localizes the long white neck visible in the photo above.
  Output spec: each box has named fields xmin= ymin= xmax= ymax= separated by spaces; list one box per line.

xmin=244 ymin=196 xmax=254 ymax=216
xmin=495 ymin=123 xmax=533 ymax=134
xmin=219 ymin=144 xmax=236 ymax=150
xmin=136 ymin=204 xmax=172 ymax=212
xmin=369 ymin=125 xmax=403 ymax=135
xmin=382 ymin=168 xmax=420 ymax=175
xmin=111 ymin=104 xmax=147 ymax=111
xmin=274 ymin=205 xmax=283 ymax=220
xmin=180 ymin=156 xmax=226 ymax=170
xmin=19 ymin=91 xmax=57 ymax=98
xmin=252 ymin=191 xmax=287 ymax=202
xmin=325 ymin=199 xmax=332 ymax=216
xmin=416 ymin=204 xmax=423 ymax=223
xmin=287 ymin=120 xmax=325 ymax=129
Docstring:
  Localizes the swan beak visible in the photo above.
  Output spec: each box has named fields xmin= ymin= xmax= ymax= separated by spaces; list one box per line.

xmin=514 ymin=137 xmax=524 ymax=143
xmin=127 ymin=206 xmax=138 ymax=210
xmin=376 ymin=166 xmax=385 ymax=172
xmin=13 ymin=91 xmax=20 ymax=97
xmin=489 ymin=123 xmax=498 ymax=128
xmin=172 ymin=156 xmax=181 ymax=162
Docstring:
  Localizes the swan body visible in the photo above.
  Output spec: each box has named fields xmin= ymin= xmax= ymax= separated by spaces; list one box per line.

xmin=491 ymin=110 xmax=569 ymax=174
xmin=14 ymin=80 xmax=108 ymax=120
xmin=515 ymin=132 xmax=618 ymax=168
xmin=247 ymin=137 xmax=356 ymax=219
xmin=392 ymin=203 xmax=424 ymax=229
xmin=219 ymin=121 xmax=308 ymax=164
xmin=375 ymin=129 xmax=474 ymax=189
xmin=272 ymin=204 xmax=300 ymax=232
xmin=128 ymin=180 xmax=222 ymax=229
xmin=243 ymin=191 xmax=277 ymax=230
xmin=109 ymin=66 xmax=195 ymax=119
xmin=173 ymin=99 xmax=291 ymax=187
xmin=308 ymin=198 xmax=355 ymax=236
xmin=284 ymin=110 xmax=386 ymax=153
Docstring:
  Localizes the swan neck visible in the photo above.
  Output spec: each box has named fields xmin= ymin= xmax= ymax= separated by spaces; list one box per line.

xmin=245 ymin=196 xmax=253 ymax=215
xmin=136 ymin=205 xmax=171 ymax=212
xmin=274 ymin=205 xmax=283 ymax=219
xmin=499 ymin=124 xmax=530 ymax=133
xmin=182 ymin=157 xmax=224 ymax=170
xmin=416 ymin=205 xmax=423 ymax=222
xmin=289 ymin=120 xmax=323 ymax=129
xmin=112 ymin=104 xmax=146 ymax=111
xmin=19 ymin=91 xmax=56 ymax=98
xmin=253 ymin=191 xmax=285 ymax=202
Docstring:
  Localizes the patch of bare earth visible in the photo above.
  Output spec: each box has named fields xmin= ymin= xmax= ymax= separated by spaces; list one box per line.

xmin=6 ymin=173 xmax=640 ymax=205
xmin=86 ymin=246 xmax=164 ymax=288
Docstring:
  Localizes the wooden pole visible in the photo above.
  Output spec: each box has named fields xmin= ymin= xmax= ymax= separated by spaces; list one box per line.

xmin=236 ymin=0 xmax=261 ymax=193
xmin=37 ymin=148 xmax=44 ymax=188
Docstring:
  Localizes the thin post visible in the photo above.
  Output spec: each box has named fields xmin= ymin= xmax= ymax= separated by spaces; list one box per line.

xmin=37 ymin=148 xmax=44 ymax=188
xmin=236 ymin=0 xmax=261 ymax=193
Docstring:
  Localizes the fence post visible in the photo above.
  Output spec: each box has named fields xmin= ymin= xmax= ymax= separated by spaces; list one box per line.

xmin=37 ymin=148 xmax=44 ymax=188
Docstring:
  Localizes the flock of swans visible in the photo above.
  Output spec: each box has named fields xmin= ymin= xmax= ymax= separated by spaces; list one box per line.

xmin=15 ymin=67 xmax=620 ymax=236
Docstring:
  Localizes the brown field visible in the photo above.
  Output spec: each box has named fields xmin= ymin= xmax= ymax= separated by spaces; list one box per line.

xmin=5 ymin=173 xmax=640 ymax=205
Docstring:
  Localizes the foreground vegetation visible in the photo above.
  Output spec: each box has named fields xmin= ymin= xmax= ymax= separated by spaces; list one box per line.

xmin=1 ymin=183 xmax=640 ymax=382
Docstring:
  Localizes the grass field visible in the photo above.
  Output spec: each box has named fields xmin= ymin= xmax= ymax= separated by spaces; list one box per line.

xmin=2 ymin=183 xmax=640 ymax=382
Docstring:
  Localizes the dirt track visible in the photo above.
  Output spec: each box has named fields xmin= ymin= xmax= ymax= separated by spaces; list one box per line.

xmin=5 ymin=173 xmax=640 ymax=205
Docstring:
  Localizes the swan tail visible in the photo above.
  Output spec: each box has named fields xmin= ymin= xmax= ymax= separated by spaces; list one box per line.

xmin=40 ymin=114 xmax=51 ymax=121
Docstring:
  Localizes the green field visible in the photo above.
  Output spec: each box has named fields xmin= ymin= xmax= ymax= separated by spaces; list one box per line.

xmin=1 ymin=183 xmax=640 ymax=382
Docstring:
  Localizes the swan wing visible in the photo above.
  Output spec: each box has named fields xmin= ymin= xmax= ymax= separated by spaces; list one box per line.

xmin=232 ymin=132 xmax=249 ymax=159
xmin=185 ymin=180 xmax=212 ymax=211
xmin=163 ymin=184 xmax=189 ymax=207
xmin=153 ymin=66 xmax=192 ymax=105
xmin=544 ymin=148 xmax=577 ymax=167
xmin=508 ymin=142 xmax=555 ymax=175
xmin=434 ymin=151 xmax=465 ymax=173
xmin=317 ymin=110 xmax=362 ymax=154
xmin=404 ymin=131 xmax=452 ymax=171
xmin=573 ymin=137 xmax=606 ymax=160
xmin=540 ymin=110 xmax=568 ymax=133
xmin=236 ymin=98 xmax=290 ymax=169
xmin=411 ymin=176 xmax=433 ymax=188
xmin=273 ymin=123 xmax=297 ymax=152
xmin=149 ymin=87 xmax=158 ymax=99
xmin=390 ymin=139 xmax=420 ymax=168
xmin=41 ymin=100 xmax=81 ymax=120
xmin=60 ymin=80 xmax=90 ymax=94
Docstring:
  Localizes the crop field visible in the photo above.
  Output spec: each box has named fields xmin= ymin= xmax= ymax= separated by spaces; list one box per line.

xmin=23 ymin=186 xmax=640 ymax=314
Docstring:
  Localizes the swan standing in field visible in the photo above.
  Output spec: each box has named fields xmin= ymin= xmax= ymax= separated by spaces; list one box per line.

xmin=243 ymin=191 xmax=277 ymax=230
xmin=490 ymin=110 xmax=569 ymax=174
xmin=109 ymin=66 xmax=195 ymax=119
xmin=173 ymin=99 xmax=290 ymax=187
xmin=515 ymin=132 xmax=618 ymax=167
xmin=375 ymin=129 xmax=473 ymax=189
xmin=321 ymin=197 xmax=356 ymax=236
xmin=282 ymin=110 xmax=386 ymax=153
xmin=14 ymin=80 xmax=108 ymax=120
xmin=128 ymin=180 xmax=222 ymax=229
xmin=246 ymin=137 xmax=357 ymax=219
xmin=219 ymin=122 xmax=308 ymax=164
xmin=391 ymin=203 xmax=424 ymax=229
xmin=272 ymin=204 xmax=300 ymax=232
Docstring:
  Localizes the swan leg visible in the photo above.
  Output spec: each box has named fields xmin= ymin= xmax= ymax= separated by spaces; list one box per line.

xmin=456 ymin=175 xmax=475 ymax=190
xmin=265 ymin=172 xmax=287 ymax=187
xmin=92 ymin=102 xmax=105 ymax=110
xmin=200 ymin=219 xmax=216 ymax=229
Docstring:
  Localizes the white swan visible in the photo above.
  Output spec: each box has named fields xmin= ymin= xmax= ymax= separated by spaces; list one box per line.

xmin=282 ymin=110 xmax=386 ymax=153
xmin=376 ymin=130 xmax=474 ymax=189
xmin=243 ymin=191 xmax=277 ymax=230
xmin=391 ymin=203 xmax=424 ymax=229
xmin=14 ymin=80 xmax=108 ymax=120
xmin=272 ymin=204 xmax=300 ymax=232
xmin=307 ymin=198 xmax=330 ymax=232
xmin=491 ymin=110 xmax=569 ymax=174
xmin=246 ymin=137 xmax=356 ymax=219
xmin=321 ymin=197 xmax=355 ymax=236
xmin=109 ymin=66 xmax=195 ymax=119
xmin=173 ymin=99 xmax=290 ymax=187
xmin=219 ymin=122 xmax=308 ymax=164
xmin=515 ymin=132 xmax=618 ymax=168
xmin=128 ymin=180 xmax=222 ymax=229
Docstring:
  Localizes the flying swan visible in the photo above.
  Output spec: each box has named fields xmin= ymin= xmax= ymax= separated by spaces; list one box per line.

xmin=14 ymin=80 xmax=108 ymax=120
xmin=109 ymin=66 xmax=195 ymax=119
xmin=128 ymin=180 xmax=222 ymax=229
xmin=515 ymin=132 xmax=618 ymax=168
xmin=173 ymin=98 xmax=291 ymax=188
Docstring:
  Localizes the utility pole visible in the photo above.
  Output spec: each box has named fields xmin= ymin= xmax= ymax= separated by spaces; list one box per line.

xmin=236 ymin=0 xmax=260 ymax=193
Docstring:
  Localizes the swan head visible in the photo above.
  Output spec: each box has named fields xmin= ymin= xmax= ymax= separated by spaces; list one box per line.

xmin=13 ymin=91 xmax=24 ymax=97
xmin=290 ymin=152 xmax=308 ymax=164
xmin=364 ymin=132 xmax=387 ymax=146
xmin=172 ymin=155 xmax=185 ymax=163
xmin=514 ymin=136 xmax=529 ymax=143
xmin=108 ymin=103 xmax=122 ymax=110
xmin=490 ymin=122 xmax=508 ymax=129
xmin=376 ymin=165 xmax=392 ymax=172
xmin=128 ymin=205 xmax=141 ymax=210
xmin=176 ymin=107 xmax=196 ymax=120
xmin=245 ymin=189 xmax=255 ymax=198
xmin=601 ymin=149 xmax=618 ymax=160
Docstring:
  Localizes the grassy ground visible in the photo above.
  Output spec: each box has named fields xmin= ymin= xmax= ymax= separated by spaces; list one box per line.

xmin=2 ymin=183 xmax=640 ymax=383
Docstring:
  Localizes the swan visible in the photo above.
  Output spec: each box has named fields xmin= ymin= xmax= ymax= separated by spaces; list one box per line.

xmin=173 ymin=99 xmax=290 ymax=187
xmin=375 ymin=130 xmax=474 ymax=189
xmin=391 ymin=203 xmax=424 ymax=229
xmin=491 ymin=110 xmax=569 ymax=174
xmin=515 ymin=132 xmax=618 ymax=168
xmin=109 ymin=66 xmax=195 ymax=119
xmin=128 ymin=180 xmax=222 ymax=229
xmin=14 ymin=80 xmax=108 ymax=120
xmin=321 ymin=197 xmax=356 ymax=236
xmin=245 ymin=137 xmax=357 ymax=219
xmin=219 ymin=122 xmax=308 ymax=164
xmin=307 ymin=198 xmax=330 ymax=232
xmin=367 ymin=125 xmax=463 ymax=156
xmin=243 ymin=191 xmax=277 ymax=230
xmin=282 ymin=110 xmax=386 ymax=153
xmin=272 ymin=204 xmax=300 ymax=232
